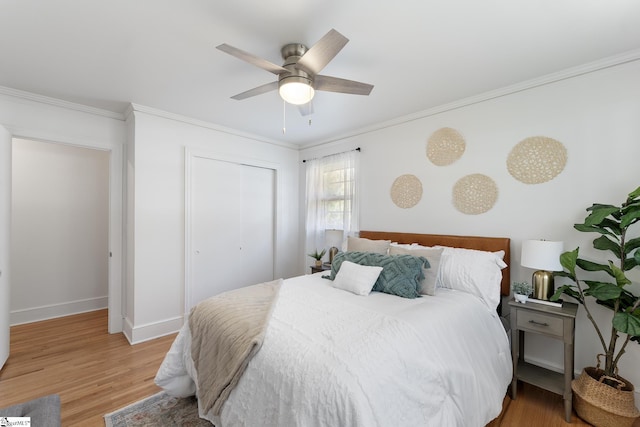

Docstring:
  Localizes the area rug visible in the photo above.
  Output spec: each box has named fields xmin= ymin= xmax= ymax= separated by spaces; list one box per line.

xmin=104 ymin=391 xmax=213 ymax=426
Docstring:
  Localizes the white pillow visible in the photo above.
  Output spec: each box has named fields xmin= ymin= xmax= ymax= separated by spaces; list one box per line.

xmin=332 ymin=260 xmax=383 ymax=296
xmin=346 ymin=237 xmax=391 ymax=254
xmin=388 ymin=245 xmax=444 ymax=296
xmin=434 ymin=246 xmax=507 ymax=310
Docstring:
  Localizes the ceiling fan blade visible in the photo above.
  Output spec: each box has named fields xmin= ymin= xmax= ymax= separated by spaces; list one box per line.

xmin=296 ymin=29 xmax=349 ymax=75
xmin=315 ymin=75 xmax=374 ymax=95
xmin=230 ymin=81 xmax=278 ymax=100
xmin=298 ymin=101 xmax=314 ymax=116
xmin=217 ymin=43 xmax=289 ymax=75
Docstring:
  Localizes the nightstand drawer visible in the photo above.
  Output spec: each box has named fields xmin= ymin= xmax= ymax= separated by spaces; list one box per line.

xmin=517 ymin=310 xmax=563 ymax=338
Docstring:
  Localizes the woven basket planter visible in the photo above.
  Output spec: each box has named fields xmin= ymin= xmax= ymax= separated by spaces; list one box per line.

xmin=572 ymin=365 xmax=640 ymax=427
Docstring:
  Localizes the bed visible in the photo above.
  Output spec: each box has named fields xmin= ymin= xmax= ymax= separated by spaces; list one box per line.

xmin=155 ymin=231 xmax=513 ymax=426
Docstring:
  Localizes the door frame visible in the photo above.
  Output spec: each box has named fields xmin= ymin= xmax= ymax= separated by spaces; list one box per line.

xmin=7 ymin=130 xmax=123 ymax=333
xmin=0 ymin=125 xmax=11 ymax=369
xmin=184 ymin=148 xmax=280 ymax=314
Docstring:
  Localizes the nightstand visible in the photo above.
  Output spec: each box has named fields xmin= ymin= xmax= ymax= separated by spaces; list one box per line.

xmin=310 ymin=263 xmax=331 ymax=274
xmin=509 ymin=299 xmax=578 ymax=422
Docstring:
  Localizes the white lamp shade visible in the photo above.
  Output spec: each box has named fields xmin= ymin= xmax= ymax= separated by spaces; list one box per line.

xmin=521 ymin=240 xmax=564 ymax=271
xmin=325 ymin=229 xmax=344 ymax=248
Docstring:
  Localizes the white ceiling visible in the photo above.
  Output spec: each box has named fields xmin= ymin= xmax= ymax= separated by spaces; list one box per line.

xmin=1 ymin=1 xmax=639 ymax=146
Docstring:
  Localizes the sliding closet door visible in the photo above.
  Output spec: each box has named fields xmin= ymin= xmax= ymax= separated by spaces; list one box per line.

xmin=189 ymin=156 xmax=275 ymax=310
xmin=238 ymin=164 xmax=275 ymax=286
xmin=191 ymin=157 xmax=241 ymax=306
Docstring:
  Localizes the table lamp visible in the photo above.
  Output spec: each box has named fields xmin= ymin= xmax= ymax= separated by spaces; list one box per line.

xmin=521 ymin=239 xmax=564 ymax=300
xmin=325 ymin=229 xmax=344 ymax=264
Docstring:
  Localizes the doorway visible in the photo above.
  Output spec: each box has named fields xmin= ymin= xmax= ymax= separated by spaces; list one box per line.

xmin=10 ymin=138 xmax=110 ymax=325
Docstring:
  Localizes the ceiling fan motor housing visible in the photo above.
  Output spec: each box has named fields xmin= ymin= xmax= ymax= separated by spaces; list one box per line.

xmin=279 ymin=43 xmax=314 ymax=88
xmin=278 ymin=43 xmax=315 ymax=104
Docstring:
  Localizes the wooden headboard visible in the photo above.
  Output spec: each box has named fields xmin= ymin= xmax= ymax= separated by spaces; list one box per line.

xmin=359 ymin=231 xmax=511 ymax=296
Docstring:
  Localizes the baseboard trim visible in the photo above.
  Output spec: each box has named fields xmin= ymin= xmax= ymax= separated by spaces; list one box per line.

xmin=122 ymin=315 xmax=183 ymax=345
xmin=10 ymin=296 xmax=108 ymax=325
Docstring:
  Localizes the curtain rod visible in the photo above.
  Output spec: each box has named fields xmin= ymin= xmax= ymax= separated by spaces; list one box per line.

xmin=302 ymin=147 xmax=361 ymax=163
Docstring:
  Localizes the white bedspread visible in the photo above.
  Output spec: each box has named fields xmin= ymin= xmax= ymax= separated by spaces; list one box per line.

xmin=155 ymin=273 xmax=512 ymax=427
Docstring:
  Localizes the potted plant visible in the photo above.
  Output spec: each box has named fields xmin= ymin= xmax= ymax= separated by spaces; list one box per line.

xmin=552 ymin=186 xmax=640 ymax=426
xmin=308 ymin=248 xmax=327 ymax=267
xmin=512 ymin=281 xmax=533 ymax=303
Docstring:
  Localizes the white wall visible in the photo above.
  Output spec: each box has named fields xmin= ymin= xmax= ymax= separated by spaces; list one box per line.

xmin=0 ymin=88 xmax=125 ymax=332
xmin=124 ymin=107 xmax=300 ymax=343
xmin=300 ymin=60 xmax=640 ymax=394
xmin=11 ymin=138 xmax=109 ymax=324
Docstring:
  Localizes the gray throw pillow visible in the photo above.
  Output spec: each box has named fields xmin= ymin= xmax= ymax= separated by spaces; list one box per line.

xmin=324 ymin=251 xmax=428 ymax=299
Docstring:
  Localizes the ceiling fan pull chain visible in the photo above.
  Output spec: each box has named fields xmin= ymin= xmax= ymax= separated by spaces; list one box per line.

xmin=282 ymin=99 xmax=286 ymax=134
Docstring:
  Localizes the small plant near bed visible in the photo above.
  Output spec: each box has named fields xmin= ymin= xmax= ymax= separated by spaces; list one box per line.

xmin=512 ymin=281 xmax=533 ymax=303
xmin=512 ymin=281 xmax=533 ymax=295
xmin=308 ymin=248 xmax=327 ymax=266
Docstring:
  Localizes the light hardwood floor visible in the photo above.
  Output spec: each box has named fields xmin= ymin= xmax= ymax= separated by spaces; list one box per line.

xmin=0 ymin=310 xmax=175 ymax=426
xmin=0 ymin=309 xmax=593 ymax=426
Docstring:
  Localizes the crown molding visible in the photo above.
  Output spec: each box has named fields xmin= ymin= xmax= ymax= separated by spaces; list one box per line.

xmin=0 ymin=85 xmax=125 ymax=120
xmin=302 ymin=48 xmax=640 ymax=150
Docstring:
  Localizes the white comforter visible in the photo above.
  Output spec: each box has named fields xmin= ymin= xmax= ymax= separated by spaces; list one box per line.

xmin=155 ymin=273 xmax=512 ymax=427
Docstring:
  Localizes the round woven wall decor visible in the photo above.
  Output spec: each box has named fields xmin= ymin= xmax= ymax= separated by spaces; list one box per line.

xmin=507 ymin=136 xmax=567 ymax=184
xmin=390 ymin=174 xmax=423 ymax=209
xmin=426 ymin=127 xmax=466 ymax=166
xmin=452 ymin=173 xmax=498 ymax=215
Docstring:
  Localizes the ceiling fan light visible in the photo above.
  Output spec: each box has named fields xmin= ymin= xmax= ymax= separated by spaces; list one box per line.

xmin=279 ymin=81 xmax=315 ymax=105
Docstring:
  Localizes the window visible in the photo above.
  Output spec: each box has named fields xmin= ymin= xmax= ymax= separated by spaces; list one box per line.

xmin=323 ymin=161 xmax=355 ymax=230
xmin=305 ymin=150 xmax=359 ymax=260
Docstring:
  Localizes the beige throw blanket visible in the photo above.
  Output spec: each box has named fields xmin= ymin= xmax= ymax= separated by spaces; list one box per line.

xmin=189 ymin=278 xmax=282 ymax=416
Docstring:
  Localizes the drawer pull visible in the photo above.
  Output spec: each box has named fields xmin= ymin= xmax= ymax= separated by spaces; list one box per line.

xmin=529 ymin=320 xmax=549 ymax=327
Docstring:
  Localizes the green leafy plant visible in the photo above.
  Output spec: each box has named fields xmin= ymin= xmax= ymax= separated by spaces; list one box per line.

xmin=512 ymin=281 xmax=533 ymax=296
xmin=307 ymin=248 xmax=327 ymax=261
xmin=552 ymin=186 xmax=640 ymax=379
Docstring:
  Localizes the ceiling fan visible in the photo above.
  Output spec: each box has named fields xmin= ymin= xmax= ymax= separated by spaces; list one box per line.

xmin=216 ymin=29 xmax=374 ymax=116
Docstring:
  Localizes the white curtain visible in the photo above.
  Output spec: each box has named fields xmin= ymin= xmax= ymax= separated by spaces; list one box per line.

xmin=305 ymin=150 xmax=359 ymax=263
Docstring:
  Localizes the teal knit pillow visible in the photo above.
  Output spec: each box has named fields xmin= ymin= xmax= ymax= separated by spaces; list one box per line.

xmin=323 ymin=252 xmax=428 ymax=299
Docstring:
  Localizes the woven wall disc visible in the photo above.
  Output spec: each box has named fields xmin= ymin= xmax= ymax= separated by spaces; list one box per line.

xmin=452 ymin=173 xmax=498 ymax=215
xmin=507 ymin=136 xmax=567 ymax=184
xmin=390 ymin=174 xmax=423 ymax=209
xmin=426 ymin=127 xmax=466 ymax=166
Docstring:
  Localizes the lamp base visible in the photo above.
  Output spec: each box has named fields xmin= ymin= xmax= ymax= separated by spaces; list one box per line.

xmin=532 ymin=270 xmax=554 ymax=300
xmin=329 ymin=247 xmax=339 ymax=264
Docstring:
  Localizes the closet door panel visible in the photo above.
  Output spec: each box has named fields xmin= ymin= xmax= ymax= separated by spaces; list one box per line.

xmin=190 ymin=157 xmax=242 ymax=308
xmin=239 ymin=165 xmax=275 ymax=286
